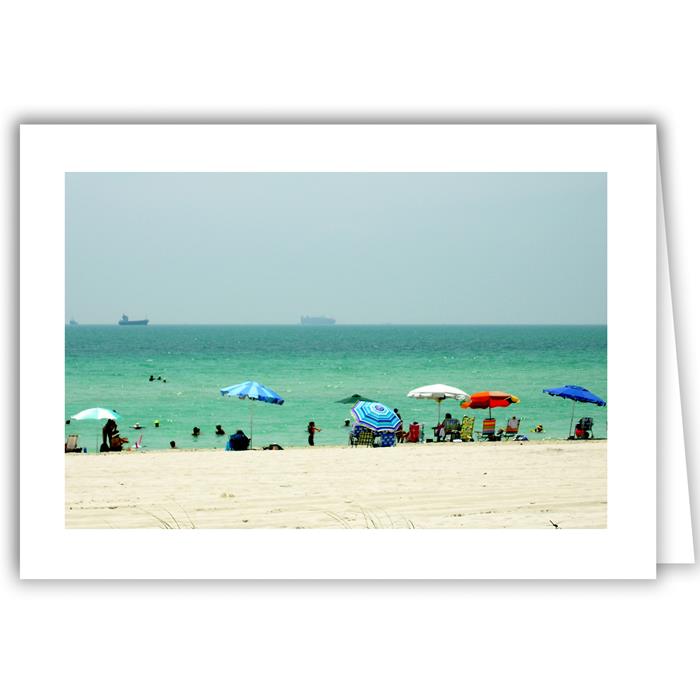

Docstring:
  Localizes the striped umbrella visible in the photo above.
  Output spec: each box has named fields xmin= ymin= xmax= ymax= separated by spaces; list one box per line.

xmin=220 ymin=380 xmax=284 ymax=448
xmin=350 ymin=401 xmax=401 ymax=433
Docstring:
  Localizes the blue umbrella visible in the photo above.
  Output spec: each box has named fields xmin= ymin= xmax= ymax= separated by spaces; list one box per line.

xmin=220 ymin=380 xmax=284 ymax=447
xmin=543 ymin=385 xmax=606 ymax=437
xmin=350 ymin=401 xmax=401 ymax=433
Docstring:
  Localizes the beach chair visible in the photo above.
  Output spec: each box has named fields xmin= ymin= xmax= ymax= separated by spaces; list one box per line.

xmin=477 ymin=417 xmax=498 ymax=440
xmin=379 ymin=432 xmax=396 ymax=447
xmin=443 ymin=418 xmax=461 ymax=441
xmin=574 ymin=417 xmax=594 ymax=439
xmin=460 ymin=416 xmax=475 ymax=442
xmin=356 ymin=428 xmax=376 ymax=447
xmin=64 ymin=434 xmax=82 ymax=453
xmin=502 ymin=417 xmax=521 ymax=440
xmin=406 ymin=423 xmax=421 ymax=443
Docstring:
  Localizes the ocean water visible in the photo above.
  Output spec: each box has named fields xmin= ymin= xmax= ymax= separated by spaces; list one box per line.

xmin=65 ymin=325 xmax=607 ymax=450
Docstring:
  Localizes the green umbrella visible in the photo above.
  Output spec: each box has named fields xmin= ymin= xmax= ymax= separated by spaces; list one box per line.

xmin=336 ymin=393 xmax=377 ymax=404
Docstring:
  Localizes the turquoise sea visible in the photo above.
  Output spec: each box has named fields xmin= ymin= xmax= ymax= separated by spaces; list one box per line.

xmin=65 ymin=325 xmax=607 ymax=450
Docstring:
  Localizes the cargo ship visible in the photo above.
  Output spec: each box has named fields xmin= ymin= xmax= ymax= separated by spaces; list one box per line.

xmin=118 ymin=314 xmax=149 ymax=326
xmin=300 ymin=315 xmax=336 ymax=326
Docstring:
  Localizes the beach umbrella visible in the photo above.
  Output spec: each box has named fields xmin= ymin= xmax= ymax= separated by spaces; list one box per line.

xmin=71 ymin=407 xmax=121 ymax=421
xmin=70 ymin=407 xmax=122 ymax=451
xmin=543 ymin=385 xmax=606 ymax=437
xmin=407 ymin=383 xmax=469 ymax=426
xmin=220 ymin=380 xmax=284 ymax=448
xmin=460 ymin=391 xmax=520 ymax=419
xmin=350 ymin=401 xmax=401 ymax=433
xmin=336 ymin=393 xmax=377 ymax=404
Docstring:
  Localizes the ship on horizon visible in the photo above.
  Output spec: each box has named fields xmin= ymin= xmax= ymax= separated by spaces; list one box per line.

xmin=68 ymin=318 xmax=79 ymax=326
xmin=300 ymin=315 xmax=336 ymax=326
xmin=118 ymin=314 xmax=149 ymax=326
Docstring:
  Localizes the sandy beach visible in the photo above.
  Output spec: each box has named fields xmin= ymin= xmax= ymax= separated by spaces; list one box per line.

xmin=65 ymin=440 xmax=606 ymax=529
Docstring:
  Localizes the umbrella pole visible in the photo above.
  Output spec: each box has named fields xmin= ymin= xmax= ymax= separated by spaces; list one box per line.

xmin=569 ymin=400 xmax=575 ymax=438
xmin=249 ymin=401 xmax=254 ymax=449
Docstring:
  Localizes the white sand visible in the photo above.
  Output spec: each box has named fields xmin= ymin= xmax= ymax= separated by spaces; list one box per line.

xmin=65 ymin=440 xmax=607 ymax=529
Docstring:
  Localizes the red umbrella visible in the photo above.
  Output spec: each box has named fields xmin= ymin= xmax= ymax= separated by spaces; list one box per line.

xmin=460 ymin=391 xmax=520 ymax=418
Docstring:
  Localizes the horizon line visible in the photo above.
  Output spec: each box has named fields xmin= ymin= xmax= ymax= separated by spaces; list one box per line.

xmin=66 ymin=321 xmax=608 ymax=327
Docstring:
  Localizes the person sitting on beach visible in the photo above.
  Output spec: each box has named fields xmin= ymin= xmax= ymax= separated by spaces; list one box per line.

xmin=443 ymin=413 xmax=461 ymax=440
xmin=169 ymin=440 xmax=177 ymax=448
xmin=227 ymin=429 xmax=250 ymax=451
xmin=434 ymin=422 xmax=446 ymax=442
xmin=307 ymin=421 xmax=321 ymax=446
xmin=192 ymin=426 xmax=201 ymax=437
xmin=263 ymin=443 xmax=284 ymax=450
xmin=574 ymin=420 xmax=590 ymax=440
xmin=215 ymin=424 xmax=226 ymax=435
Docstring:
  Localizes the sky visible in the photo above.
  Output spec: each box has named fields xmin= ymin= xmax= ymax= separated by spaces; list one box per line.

xmin=65 ymin=172 xmax=606 ymax=324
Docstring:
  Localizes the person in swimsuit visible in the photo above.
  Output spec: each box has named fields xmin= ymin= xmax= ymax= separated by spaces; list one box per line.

xmin=307 ymin=421 xmax=321 ymax=446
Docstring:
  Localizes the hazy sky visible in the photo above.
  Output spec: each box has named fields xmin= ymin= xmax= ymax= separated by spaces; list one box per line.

xmin=65 ymin=172 xmax=606 ymax=324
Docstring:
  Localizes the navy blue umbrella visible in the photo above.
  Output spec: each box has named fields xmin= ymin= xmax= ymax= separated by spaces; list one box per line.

xmin=543 ymin=385 xmax=606 ymax=437
xmin=220 ymin=380 xmax=284 ymax=447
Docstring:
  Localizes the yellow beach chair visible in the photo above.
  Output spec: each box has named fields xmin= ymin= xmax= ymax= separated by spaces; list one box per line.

xmin=460 ymin=416 xmax=475 ymax=442
xmin=356 ymin=428 xmax=376 ymax=447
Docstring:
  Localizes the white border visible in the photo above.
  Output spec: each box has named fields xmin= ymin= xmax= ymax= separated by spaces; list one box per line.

xmin=19 ymin=125 xmax=656 ymax=579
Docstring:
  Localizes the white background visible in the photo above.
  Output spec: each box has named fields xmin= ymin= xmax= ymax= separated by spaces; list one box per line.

xmin=2 ymin=1 xmax=698 ymax=698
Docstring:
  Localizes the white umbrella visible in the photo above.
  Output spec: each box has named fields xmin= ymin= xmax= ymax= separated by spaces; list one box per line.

xmin=71 ymin=407 xmax=121 ymax=421
xmin=407 ymin=384 xmax=469 ymax=426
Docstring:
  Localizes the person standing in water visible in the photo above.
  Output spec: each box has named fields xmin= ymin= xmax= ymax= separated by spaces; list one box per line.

xmin=307 ymin=420 xmax=321 ymax=446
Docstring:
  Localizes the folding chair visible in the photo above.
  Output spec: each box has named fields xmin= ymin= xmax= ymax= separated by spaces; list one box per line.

xmin=460 ymin=416 xmax=475 ymax=442
xmin=64 ymin=434 xmax=82 ymax=453
xmin=356 ymin=428 xmax=376 ymax=447
xmin=477 ymin=417 xmax=498 ymax=440
xmin=502 ymin=417 xmax=521 ymax=440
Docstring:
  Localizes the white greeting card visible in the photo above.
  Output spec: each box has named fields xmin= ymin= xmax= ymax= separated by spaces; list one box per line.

xmin=20 ymin=124 xmax=662 ymax=578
